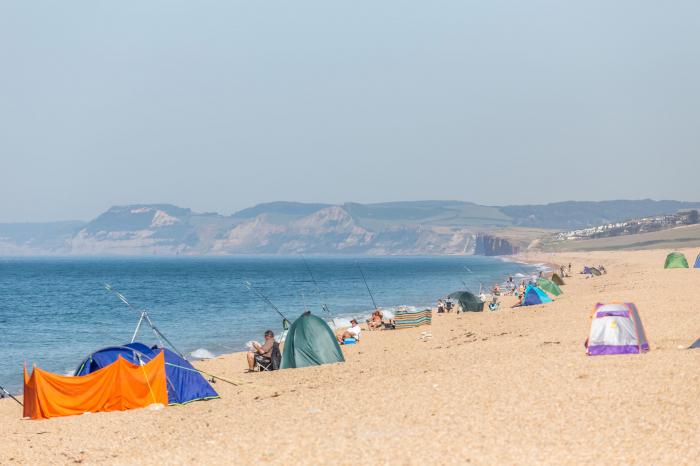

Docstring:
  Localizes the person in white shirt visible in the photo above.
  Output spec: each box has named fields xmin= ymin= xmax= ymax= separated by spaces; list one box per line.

xmin=336 ymin=318 xmax=361 ymax=343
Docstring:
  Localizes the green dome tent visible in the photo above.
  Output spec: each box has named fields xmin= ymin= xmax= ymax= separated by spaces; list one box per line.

xmin=281 ymin=312 xmax=345 ymax=369
xmin=536 ymin=277 xmax=563 ymax=297
xmin=664 ymin=252 xmax=689 ymax=269
xmin=550 ymin=273 xmax=565 ymax=286
xmin=589 ymin=267 xmax=602 ymax=276
xmin=447 ymin=291 xmax=484 ymax=312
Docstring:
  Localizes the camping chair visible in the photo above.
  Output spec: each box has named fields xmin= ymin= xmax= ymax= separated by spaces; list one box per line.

xmin=254 ymin=342 xmax=281 ymax=372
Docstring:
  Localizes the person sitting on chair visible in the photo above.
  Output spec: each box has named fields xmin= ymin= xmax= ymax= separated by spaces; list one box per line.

xmin=337 ymin=319 xmax=361 ymax=343
xmin=367 ymin=310 xmax=383 ymax=330
xmin=246 ymin=330 xmax=275 ymax=372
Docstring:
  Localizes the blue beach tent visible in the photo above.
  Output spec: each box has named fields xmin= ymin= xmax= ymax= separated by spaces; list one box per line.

xmin=75 ymin=342 xmax=218 ymax=405
xmin=522 ymin=285 xmax=553 ymax=306
xmin=695 ymin=253 xmax=700 ymax=268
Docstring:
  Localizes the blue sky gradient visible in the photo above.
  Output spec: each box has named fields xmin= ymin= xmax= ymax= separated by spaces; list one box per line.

xmin=2 ymin=1 xmax=699 ymax=222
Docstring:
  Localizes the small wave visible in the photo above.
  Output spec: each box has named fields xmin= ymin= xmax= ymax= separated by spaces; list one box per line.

xmin=190 ymin=348 xmax=216 ymax=359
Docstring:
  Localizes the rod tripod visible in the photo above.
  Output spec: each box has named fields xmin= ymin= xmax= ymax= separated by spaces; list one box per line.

xmin=105 ymin=284 xmax=186 ymax=360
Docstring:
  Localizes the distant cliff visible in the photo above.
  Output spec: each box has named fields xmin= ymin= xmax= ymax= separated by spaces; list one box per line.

xmin=474 ymin=234 xmax=520 ymax=256
xmin=2 ymin=199 xmax=698 ymax=256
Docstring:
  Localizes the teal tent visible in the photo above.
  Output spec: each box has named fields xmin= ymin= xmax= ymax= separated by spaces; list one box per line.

xmin=281 ymin=312 xmax=345 ymax=369
xmin=536 ymin=278 xmax=563 ymax=297
xmin=447 ymin=291 xmax=484 ymax=312
xmin=522 ymin=285 xmax=552 ymax=306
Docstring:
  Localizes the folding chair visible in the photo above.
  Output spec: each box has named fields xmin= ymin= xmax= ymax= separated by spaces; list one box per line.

xmin=253 ymin=342 xmax=281 ymax=372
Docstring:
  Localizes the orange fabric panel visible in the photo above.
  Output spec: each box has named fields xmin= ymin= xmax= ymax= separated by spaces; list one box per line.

xmin=23 ymin=352 xmax=168 ymax=420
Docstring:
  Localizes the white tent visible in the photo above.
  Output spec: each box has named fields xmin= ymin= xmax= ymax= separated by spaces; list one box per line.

xmin=586 ymin=303 xmax=649 ymax=355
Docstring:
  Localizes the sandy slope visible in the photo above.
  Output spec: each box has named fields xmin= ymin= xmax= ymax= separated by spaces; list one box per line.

xmin=2 ymin=248 xmax=700 ymax=465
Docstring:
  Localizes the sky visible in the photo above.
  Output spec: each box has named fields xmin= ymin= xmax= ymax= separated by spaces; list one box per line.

xmin=1 ymin=1 xmax=699 ymax=222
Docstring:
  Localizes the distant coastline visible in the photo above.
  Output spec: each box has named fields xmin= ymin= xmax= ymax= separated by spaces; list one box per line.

xmin=2 ymin=199 xmax=699 ymax=257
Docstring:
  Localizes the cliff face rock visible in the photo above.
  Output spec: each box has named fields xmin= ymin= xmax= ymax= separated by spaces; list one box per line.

xmin=64 ymin=205 xmax=233 ymax=255
xmin=474 ymin=234 xmax=520 ymax=256
xmin=59 ymin=204 xmax=492 ymax=256
xmin=0 ymin=202 xmax=548 ymax=256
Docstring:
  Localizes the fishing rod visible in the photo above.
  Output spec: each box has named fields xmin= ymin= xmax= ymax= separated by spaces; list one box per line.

xmin=356 ymin=262 xmax=378 ymax=310
xmin=300 ymin=291 xmax=309 ymax=313
xmin=0 ymin=384 xmax=23 ymax=407
xmin=300 ymin=255 xmax=330 ymax=315
xmin=101 ymin=344 xmax=246 ymax=387
xmin=163 ymin=363 xmax=245 ymax=387
xmin=243 ymin=281 xmax=291 ymax=329
xmin=104 ymin=284 xmax=186 ymax=359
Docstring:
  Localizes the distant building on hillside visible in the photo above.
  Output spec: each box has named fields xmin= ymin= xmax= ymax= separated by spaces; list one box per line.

xmin=549 ymin=209 xmax=700 ymax=243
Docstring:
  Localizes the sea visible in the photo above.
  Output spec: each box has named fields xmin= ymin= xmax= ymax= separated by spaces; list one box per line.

xmin=0 ymin=256 xmax=540 ymax=394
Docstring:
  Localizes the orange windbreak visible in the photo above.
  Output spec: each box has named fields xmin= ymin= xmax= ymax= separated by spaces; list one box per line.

xmin=23 ymin=352 xmax=168 ymax=420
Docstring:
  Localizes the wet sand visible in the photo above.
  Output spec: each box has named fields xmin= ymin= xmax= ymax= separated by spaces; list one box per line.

xmin=2 ymin=248 xmax=700 ymax=465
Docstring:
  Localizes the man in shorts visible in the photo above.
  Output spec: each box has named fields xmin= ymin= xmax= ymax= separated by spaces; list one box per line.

xmin=246 ymin=330 xmax=275 ymax=372
xmin=336 ymin=319 xmax=362 ymax=343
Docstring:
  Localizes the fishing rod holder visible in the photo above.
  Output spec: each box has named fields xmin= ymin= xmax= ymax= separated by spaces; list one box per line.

xmin=105 ymin=284 xmax=186 ymax=360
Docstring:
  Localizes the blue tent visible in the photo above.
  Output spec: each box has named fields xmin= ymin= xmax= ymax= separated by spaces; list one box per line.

xmin=695 ymin=253 xmax=700 ymax=268
xmin=522 ymin=285 xmax=553 ymax=306
xmin=75 ymin=342 xmax=218 ymax=405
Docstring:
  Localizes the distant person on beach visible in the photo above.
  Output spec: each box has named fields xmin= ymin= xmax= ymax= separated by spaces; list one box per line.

xmin=568 ymin=263 xmax=572 ymax=273
xmin=445 ymin=298 xmax=454 ymax=312
xmin=560 ymin=265 xmax=566 ymax=277
xmin=437 ymin=299 xmax=445 ymax=313
xmin=337 ymin=319 xmax=361 ymax=343
xmin=246 ymin=330 xmax=275 ymax=372
xmin=492 ymin=284 xmax=500 ymax=296
xmin=367 ymin=310 xmax=383 ymax=329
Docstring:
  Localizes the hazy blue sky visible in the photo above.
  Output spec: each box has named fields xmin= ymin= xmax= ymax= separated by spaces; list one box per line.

xmin=2 ymin=1 xmax=699 ymax=222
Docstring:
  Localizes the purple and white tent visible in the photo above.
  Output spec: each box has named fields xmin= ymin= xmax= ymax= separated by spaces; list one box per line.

xmin=586 ymin=303 xmax=649 ymax=356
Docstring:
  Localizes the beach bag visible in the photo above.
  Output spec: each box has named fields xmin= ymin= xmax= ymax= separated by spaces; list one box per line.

xmin=271 ymin=342 xmax=282 ymax=370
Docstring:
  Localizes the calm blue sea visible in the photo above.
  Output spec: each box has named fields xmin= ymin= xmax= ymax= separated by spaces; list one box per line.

xmin=0 ymin=256 xmax=537 ymax=394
